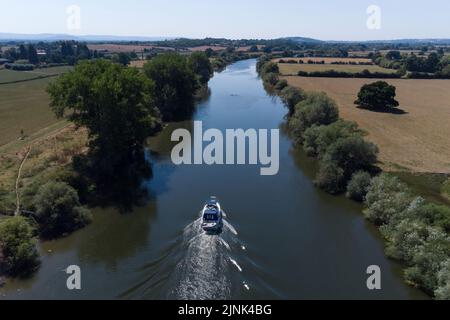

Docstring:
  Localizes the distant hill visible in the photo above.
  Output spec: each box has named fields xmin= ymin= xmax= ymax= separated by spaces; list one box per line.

xmin=282 ymin=37 xmax=323 ymax=43
xmin=0 ymin=33 xmax=173 ymax=42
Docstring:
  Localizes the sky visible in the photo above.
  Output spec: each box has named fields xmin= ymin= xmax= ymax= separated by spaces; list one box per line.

xmin=1 ymin=0 xmax=449 ymax=41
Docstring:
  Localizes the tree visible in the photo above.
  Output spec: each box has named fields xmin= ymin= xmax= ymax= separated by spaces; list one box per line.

xmin=18 ymin=44 xmax=28 ymax=60
xmin=280 ymin=86 xmax=306 ymax=116
xmin=188 ymin=51 xmax=213 ymax=85
xmin=27 ymin=44 xmax=38 ymax=64
xmin=346 ymin=171 xmax=372 ymax=201
xmin=435 ymin=259 xmax=450 ymax=300
xmin=289 ymin=92 xmax=339 ymax=142
xmin=0 ymin=216 xmax=39 ymax=276
xmin=47 ymin=60 xmax=162 ymax=180
xmin=143 ymin=53 xmax=199 ymax=121
xmin=323 ymin=136 xmax=378 ymax=179
xmin=303 ymin=120 xmax=362 ymax=157
xmin=364 ymin=174 xmax=412 ymax=225
xmin=386 ymin=50 xmax=401 ymax=60
xmin=354 ymin=81 xmax=399 ymax=110
xmin=33 ymin=182 xmax=91 ymax=239
xmin=112 ymin=53 xmax=131 ymax=66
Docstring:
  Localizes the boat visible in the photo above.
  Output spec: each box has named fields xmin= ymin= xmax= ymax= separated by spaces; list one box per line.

xmin=201 ymin=196 xmax=223 ymax=233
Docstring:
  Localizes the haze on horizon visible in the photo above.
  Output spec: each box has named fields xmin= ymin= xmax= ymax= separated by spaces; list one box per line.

xmin=1 ymin=0 xmax=449 ymax=41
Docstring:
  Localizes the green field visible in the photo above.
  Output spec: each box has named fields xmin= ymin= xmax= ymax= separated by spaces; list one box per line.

xmin=0 ymin=66 xmax=73 ymax=146
xmin=278 ymin=63 xmax=397 ymax=75
xmin=0 ymin=66 xmax=72 ymax=84
xmin=0 ymin=77 xmax=60 ymax=146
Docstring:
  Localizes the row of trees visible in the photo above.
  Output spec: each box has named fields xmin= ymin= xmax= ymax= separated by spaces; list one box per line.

xmin=257 ymin=55 xmax=449 ymax=298
xmin=1 ymin=41 xmax=94 ymax=66
xmin=372 ymin=51 xmax=450 ymax=78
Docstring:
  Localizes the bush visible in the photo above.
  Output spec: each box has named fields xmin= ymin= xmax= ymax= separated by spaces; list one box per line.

xmin=262 ymin=72 xmax=279 ymax=86
xmin=261 ymin=62 xmax=279 ymax=75
xmin=364 ymin=174 xmax=412 ymax=225
xmin=274 ymin=79 xmax=288 ymax=91
xmin=288 ymin=92 xmax=339 ymax=142
xmin=404 ymin=229 xmax=450 ymax=295
xmin=0 ymin=216 xmax=39 ymax=276
xmin=5 ymin=63 xmax=35 ymax=71
xmin=354 ymin=81 xmax=400 ymax=110
xmin=435 ymin=259 xmax=450 ymax=300
xmin=346 ymin=171 xmax=372 ymax=201
xmin=322 ymin=136 xmax=378 ymax=179
xmin=280 ymin=86 xmax=306 ymax=116
xmin=33 ymin=181 xmax=91 ymax=239
xmin=314 ymin=161 xmax=346 ymax=194
xmin=303 ymin=120 xmax=362 ymax=157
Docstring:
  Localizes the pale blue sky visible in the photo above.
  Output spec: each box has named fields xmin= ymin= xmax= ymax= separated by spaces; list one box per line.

xmin=1 ymin=0 xmax=449 ymax=40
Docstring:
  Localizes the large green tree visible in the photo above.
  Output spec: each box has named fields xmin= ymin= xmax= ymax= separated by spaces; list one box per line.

xmin=144 ymin=53 xmax=199 ymax=121
xmin=188 ymin=51 xmax=213 ymax=85
xmin=47 ymin=60 xmax=161 ymax=180
xmin=354 ymin=81 xmax=399 ymax=110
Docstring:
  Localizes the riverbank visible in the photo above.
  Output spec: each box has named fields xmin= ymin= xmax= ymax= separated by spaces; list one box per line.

xmin=257 ymin=56 xmax=450 ymax=299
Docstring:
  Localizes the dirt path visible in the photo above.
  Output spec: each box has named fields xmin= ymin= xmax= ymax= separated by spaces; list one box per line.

xmin=14 ymin=146 xmax=32 ymax=216
xmin=13 ymin=124 xmax=73 ymax=216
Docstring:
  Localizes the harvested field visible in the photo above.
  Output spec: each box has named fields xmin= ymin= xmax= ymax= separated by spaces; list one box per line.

xmin=273 ymin=57 xmax=373 ymax=64
xmin=87 ymin=44 xmax=173 ymax=53
xmin=277 ymin=63 xmax=396 ymax=75
xmin=283 ymin=76 xmax=450 ymax=173
xmin=188 ymin=46 xmax=227 ymax=52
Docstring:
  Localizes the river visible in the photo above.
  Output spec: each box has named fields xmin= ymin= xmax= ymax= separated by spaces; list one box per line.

xmin=0 ymin=59 xmax=426 ymax=300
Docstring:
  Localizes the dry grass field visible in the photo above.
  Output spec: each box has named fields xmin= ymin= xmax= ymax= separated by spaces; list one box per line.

xmin=273 ymin=57 xmax=373 ymax=64
xmin=283 ymin=76 xmax=450 ymax=174
xmin=277 ymin=63 xmax=396 ymax=75
xmin=87 ymin=44 xmax=174 ymax=53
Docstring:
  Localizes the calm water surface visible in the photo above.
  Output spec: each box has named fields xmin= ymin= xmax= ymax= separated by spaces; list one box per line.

xmin=1 ymin=60 xmax=426 ymax=300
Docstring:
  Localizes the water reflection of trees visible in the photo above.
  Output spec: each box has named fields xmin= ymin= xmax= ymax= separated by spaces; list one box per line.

xmin=76 ymin=200 xmax=157 ymax=270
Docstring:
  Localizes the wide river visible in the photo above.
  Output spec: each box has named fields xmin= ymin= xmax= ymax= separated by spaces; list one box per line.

xmin=1 ymin=59 xmax=426 ymax=299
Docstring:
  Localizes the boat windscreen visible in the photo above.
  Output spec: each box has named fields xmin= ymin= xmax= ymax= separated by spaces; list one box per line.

xmin=203 ymin=213 xmax=218 ymax=221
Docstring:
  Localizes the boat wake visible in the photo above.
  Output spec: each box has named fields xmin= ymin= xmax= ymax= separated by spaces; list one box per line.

xmin=169 ymin=212 xmax=243 ymax=300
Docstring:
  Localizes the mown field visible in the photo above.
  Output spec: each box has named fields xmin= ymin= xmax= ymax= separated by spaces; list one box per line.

xmin=283 ymin=76 xmax=450 ymax=174
xmin=277 ymin=62 xmax=397 ymax=75
xmin=0 ymin=66 xmax=73 ymax=146
xmin=0 ymin=66 xmax=72 ymax=84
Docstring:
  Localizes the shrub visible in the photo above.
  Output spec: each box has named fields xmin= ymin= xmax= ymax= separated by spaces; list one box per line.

xmin=404 ymin=228 xmax=450 ymax=295
xmin=354 ymin=81 xmax=400 ymax=110
xmin=314 ymin=161 xmax=346 ymax=194
xmin=274 ymin=79 xmax=288 ymax=91
xmin=262 ymin=72 xmax=279 ymax=86
xmin=435 ymin=259 xmax=450 ymax=300
xmin=364 ymin=174 xmax=412 ymax=225
xmin=261 ymin=62 xmax=279 ymax=75
xmin=346 ymin=171 xmax=372 ymax=201
xmin=0 ymin=216 xmax=39 ymax=276
xmin=33 ymin=181 xmax=91 ymax=239
xmin=322 ymin=136 xmax=378 ymax=180
xmin=280 ymin=86 xmax=306 ymax=116
xmin=288 ymin=92 xmax=339 ymax=142
xmin=303 ymin=120 xmax=362 ymax=157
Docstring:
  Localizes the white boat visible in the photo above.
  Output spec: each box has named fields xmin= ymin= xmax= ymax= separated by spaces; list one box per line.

xmin=201 ymin=196 xmax=223 ymax=233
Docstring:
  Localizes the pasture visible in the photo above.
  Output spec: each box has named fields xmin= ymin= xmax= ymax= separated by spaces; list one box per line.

xmin=283 ymin=76 xmax=450 ymax=174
